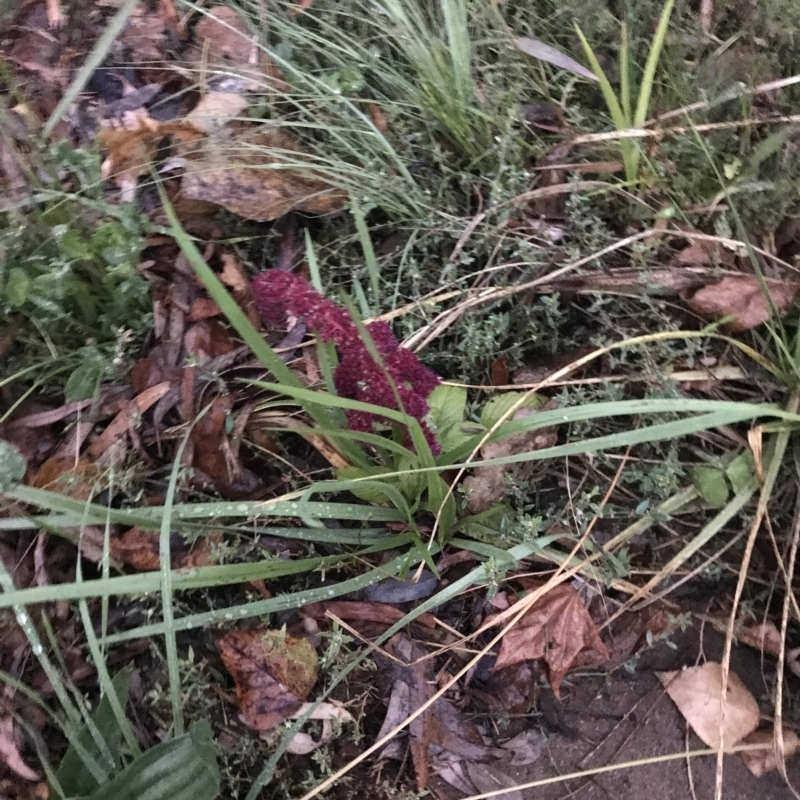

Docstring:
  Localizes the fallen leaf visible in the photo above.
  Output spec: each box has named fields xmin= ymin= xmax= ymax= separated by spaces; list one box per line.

xmin=181 ymin=128 xmax=346 ymax=221
xmin=465 ymin=762 xmax=524 ymax=800
xmin=86 ymin=382 xmax=172 ymax=459
xmin=0 ymin=715 xmax=38 ymax=781
xmin=376 ymin=635 xmax=489 ymax=790
xmin=489 ymin=582 xmax=608 ymax=697
xmin=463 ymin=402 xmax=557 ymax=513
xmin=499 ymin=729 xmax=545 ymax=767
xmin=218 ymin=629 xmax=318 ymax=732
xmin=109 ymin=528 xmax=218 ymax=571
xmin=187 ymin=6 xmax=282 ymax=89
xmin=740 ymin=728 xmax=800 ymax=776
xmin=735 ymin=620 xmax=783 ymax=659
xmin=219 ymin=253 xmax=260 ymax=329
xmin=658 ymin=662 xmax=760 ymax=750
xmin=682 ymin=275 xmax=800 ymax=332
xmin=183 ymin=320 xmax=236 ymax=362
xmin=490 ymin=356 xmax=508 ymax=387
xmin=367 ymin=102 xmax=388 ymax=133
xmin=185 ymin=91 xmax=249 ymax=132
xmin=98 ymin=120 xmax=160 ymax=201
xmin=302 ymin=600 xmax=437 ymax=630
xmin=118 ymin=7 xmax=168 ymax=68
xmin=30 ymin=456 xmax=99 ymax=500
xmin=514 ymin=36 xmax=598 ymax=83
xmin=284 ymin=701 xmax=355 ymax=754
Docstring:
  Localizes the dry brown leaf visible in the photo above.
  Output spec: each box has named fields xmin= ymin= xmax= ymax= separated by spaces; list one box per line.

xmin=219 ymin=253 xmax=260 ymax=329
xmin=185 ymin=91 xmax=249 ymax=132
xmin=188 ymin=6 xmax=283 ymax=89
xmin=735 ymin=620 xmax=783 ymax=659
xmin=367 ymin=102 xmax=388 ymax=133
xmin=682 ymin=275 xmax=800 ymax=332
xmin=463 ymin=402 xmax=557 ymax=514
xmin=217 ymin=629 xmax=318 ymax=732
xmin=30 ymin=456 xmax=99 ymax=500
xmin=98 ymin=122 xmax=160 ymax=200
xmin=489 ymin=582 xmax=608 ymax=697
xmin=109 ymin=528 xmax=218 ymax=571
xmin=302 ymin=600 xmax=437 ymax=631
xmin=86 ymin=382 xmax=171 ymax=459
xmin=181 ymin=128 xmax=346 ymax=221
xmin=740 ymin=728 xmax=800 ymax=776
xmin=376 ymin=635 xmax=489 ymax=790
xmin=118 ymin=7 xmax=168 ymax=67
xmin=674 ymin=238 xmax=736 ymax=267
xmin=658 ymin=662 xmax=760 ymax=750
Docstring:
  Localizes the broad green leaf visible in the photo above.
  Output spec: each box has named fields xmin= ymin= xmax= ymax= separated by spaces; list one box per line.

xmin=55 ymin=668 xmax=132 ymax=797
xmin=5 ymin=267 xmax=31 ymax=307
xmin=336 ymin=466 xmax=395 ymax=505
xmin=396 ymin=455 xmax=425 ymax=500
xmin=0 ymin=440 xmax=26 ymax=491
xmin=690 ymin=465 xmax=729 ymax=508
xmin=435 ymin=421 xmax=482 ymax=454
xmin=725 ymin=450 xmax=756 ymax=494
xmin=428 ymin=384 xmax=467 ymax=431
xmin=65 ymin=361 xmax=103 ymax=401
xmin=480 ymin=391 xmax=545 ymax=430
xmin=82 ymin=720 xmax=218 ymax=800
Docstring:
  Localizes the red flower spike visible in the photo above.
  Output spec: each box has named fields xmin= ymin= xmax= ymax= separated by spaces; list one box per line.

xmin=252 ymin=270 xmax=441 ymax=453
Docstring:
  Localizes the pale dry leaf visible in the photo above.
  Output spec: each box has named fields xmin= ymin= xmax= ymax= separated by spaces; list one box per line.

xmin=185 ymin=92 xmax=249 ymax=131
xmin=514 ymin=36 xmax=598 ymax=83
xmin=736 ymin=621 xmax=783 ymax=659
xmin=740 ymin=728 xmax=800 ymax=777
xmin=682 ymin=275 xmax=800 ymax=332
xmin=787 ymin=647 xmax=800 ymax=679
xmin=499 ymin=729 xmax=546 ymax=767
xmin=285 ymin=701 xmax=355 ymax=754
xmin=658 ymin=662 xmax=760 ymax=750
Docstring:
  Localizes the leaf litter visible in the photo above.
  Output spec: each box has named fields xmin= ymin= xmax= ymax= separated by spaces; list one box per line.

xmin=3 ymin=0 xmax=800 ymax=797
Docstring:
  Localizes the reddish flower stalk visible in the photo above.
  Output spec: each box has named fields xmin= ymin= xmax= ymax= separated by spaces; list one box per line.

xmin=252 ymin=270 xmax=441 ymax=453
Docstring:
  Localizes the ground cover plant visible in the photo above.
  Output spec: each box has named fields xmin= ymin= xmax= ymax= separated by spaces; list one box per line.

xmin=3 ymin=0 xmax=800 ymax=798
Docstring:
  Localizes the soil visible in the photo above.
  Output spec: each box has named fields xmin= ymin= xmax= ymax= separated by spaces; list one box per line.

xmin=458 ymin=625 xmax=800 ymax=800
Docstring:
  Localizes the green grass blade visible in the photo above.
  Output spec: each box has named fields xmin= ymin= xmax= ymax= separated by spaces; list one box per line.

xmin=620 ymin=22 xmax=632 ymax=123
xmin=350 ymin=195 xmax=381 ymax=305
xmin=160 ymin=427 xmax=193 ymax=736
xmin=102 ymin=547 xmax=422 ymax=645
xmin=573 ymin=24 xmax=629 ymax=131
xmin=633 ymin=0 xmax=676 ymax=127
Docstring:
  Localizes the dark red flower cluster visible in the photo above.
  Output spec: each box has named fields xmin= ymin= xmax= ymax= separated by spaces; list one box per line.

xmin=252 ymin=270 xmax=441 ymax=453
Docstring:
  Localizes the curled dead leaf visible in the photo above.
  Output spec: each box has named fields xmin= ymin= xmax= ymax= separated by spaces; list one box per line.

xmin=682 ymin=275 xmax=800 ymax=332
xmin=740 ymin=728 xmax=800 ymax=777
